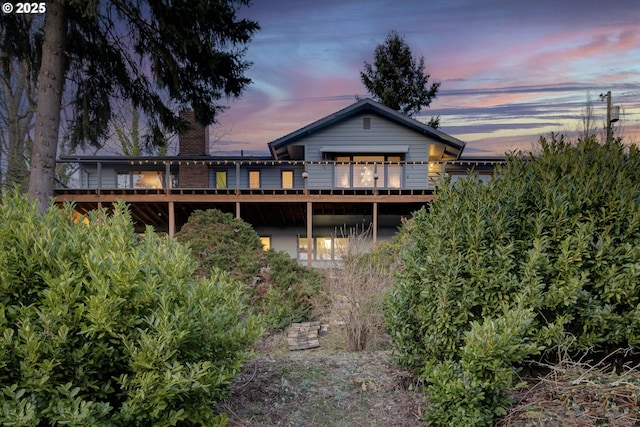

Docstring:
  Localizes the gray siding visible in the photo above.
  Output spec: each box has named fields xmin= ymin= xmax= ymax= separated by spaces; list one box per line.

xmin=289 ymin=113 xmax=441 ymax=162
xmin=82 ymin=167 xmax=117 ymax=189
xmin=209 ymin=168 xmax=235 ymax=188
xmin=306 ymin=164 xmax=333 ymax=189
xmin=253 ymin=226 xmax=304 ymax=259
xmin=404 ymin=164 xmax=430 ymax=189
xmin=236 ymin=165 xmax=305 ymax=189
xmin=285 ymin=113 xmax=445 ymax=190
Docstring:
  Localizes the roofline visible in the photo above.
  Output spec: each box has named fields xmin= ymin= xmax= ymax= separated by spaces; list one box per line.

xmin=58 ymin=154 xmax=275 ymax=163
xmin=268 ymin=98 xmax=466 ymax=159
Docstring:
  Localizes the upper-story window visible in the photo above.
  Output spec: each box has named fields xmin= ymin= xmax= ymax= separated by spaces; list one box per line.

xmin=281 ymin=170 xmax=293 ymax=189
xmin=117 ymin=171 xmax=164 ymax=189
xmin=387 ymin=156 xmax=402 ymax=188
xmin=249 ymin=170 xmax=261 ymax=189
xmin=353 ymin=155 xmax=383 ymax=187
xmin=335 ymin=157 xmax=351 ymax=188
xmin=334 ymin=155 xmax=402 ymax=188
xmin=215 ymin=171 xmax=227 ymax=188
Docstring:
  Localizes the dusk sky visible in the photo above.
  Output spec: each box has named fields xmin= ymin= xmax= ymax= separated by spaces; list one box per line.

xmin=212 ymin=0 xmax=640 ymax=157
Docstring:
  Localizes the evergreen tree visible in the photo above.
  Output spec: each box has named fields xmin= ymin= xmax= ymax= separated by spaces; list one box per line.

xmin=1 ymin=0 xmax=259 ymax=212
xmin=361 ymin=30 xmax=440 ymax=126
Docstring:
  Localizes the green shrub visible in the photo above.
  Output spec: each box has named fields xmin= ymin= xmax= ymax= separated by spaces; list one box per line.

xmin=256 ymin=249 xmax=325 ymax=330
xmin=176 ymin=209 xmax=324 ymax=330
xmin=174 ymin=209 xmax=263 ymax=280
xmin=0 ymin=192 xmax=261 ymax=426
xmin=385 ymin=135 xmax=640 ymax=426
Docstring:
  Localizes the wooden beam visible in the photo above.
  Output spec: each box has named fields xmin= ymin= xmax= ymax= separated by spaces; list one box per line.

xmin=54 ymin=192 xmax=435 ymax=204
xmin=306 ymin=201 xmax=312 ymax=267
xmin=373 ymin=201 xmax=378 ymax=244
xmin=168 ymin=201 xmax=175 ymax=237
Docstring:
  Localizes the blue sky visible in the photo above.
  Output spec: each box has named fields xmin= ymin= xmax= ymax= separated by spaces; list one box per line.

xmin=213 ymin=0 xmax=640 ymax=156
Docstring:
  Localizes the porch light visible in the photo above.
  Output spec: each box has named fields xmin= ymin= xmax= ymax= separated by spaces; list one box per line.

xmin=302 ymin=171 xmax=309 ymax=180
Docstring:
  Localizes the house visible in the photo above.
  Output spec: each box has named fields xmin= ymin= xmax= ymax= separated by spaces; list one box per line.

xmin=54 ymin=98 xmax=503 ymax=266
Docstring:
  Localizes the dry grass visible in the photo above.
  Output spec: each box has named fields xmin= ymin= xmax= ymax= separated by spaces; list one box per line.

xmin=217 ymin=333 xmax=426 ymax=427
xmin=499 ymin=349 xmax=640 ymax=426
xmin=322 ymin=227 xmax=393 ymax=352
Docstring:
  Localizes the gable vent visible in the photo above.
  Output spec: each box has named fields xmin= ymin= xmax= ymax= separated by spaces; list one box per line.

xmin=363 ymin=117 xmax=371 ymax=129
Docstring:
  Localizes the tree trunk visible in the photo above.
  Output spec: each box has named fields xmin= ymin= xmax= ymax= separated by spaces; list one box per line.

xmin=3 ymin=61 xmax=34 ymax=192
xmin=28 ymin=0 xmax=66 ymax=213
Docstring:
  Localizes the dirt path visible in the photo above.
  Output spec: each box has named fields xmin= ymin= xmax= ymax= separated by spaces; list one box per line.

xmin=218 ymin=336 xmax=426 ymax=427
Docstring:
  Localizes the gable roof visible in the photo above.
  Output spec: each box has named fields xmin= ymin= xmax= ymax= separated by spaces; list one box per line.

xmin=268 ymin=98 xmax=466 ymax=160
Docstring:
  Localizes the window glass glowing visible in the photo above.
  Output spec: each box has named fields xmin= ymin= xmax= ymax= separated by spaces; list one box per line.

xmin=282 ymin=170 xmax=293 ymax=188
xmin=249 ymin=170 xmax=260 ymax=188
xmin=260 ymin=236 xmax=271 ymax=250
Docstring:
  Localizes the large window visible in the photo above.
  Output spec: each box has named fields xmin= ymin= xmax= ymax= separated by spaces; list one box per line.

xmin=387 ymin=156 xmax=402 ymax=188
xmin=353 ymin=155 xmax=384 ymax=188
xmin=333 ymin=155 xmax=402 ymax=189
xmin=298 ymin=237 xmax=313 ymax=261
xmin=117 ymin=171 xmax=164 ymax=189
xmin=335 ymin=156 xmax=351 ymax=188
xmin=298 ymin=236 xmax=350 ymax=261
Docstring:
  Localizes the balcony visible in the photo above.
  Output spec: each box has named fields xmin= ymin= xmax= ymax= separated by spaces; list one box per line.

xmin=55 ymin=157 xmax=502 ymax=193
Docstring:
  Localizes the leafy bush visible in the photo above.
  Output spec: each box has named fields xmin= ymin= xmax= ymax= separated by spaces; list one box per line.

xmin=0 ymin=192 xmax=261 ymax=426
xmin=176 ymin=209 xmax=324 ymax=330
xmin=257 ymin=249 xmax=325 ymax=329
xmin=174 ymin=209 xmax=263 ymax=281
xmin=385 ymin=136 xmax=640 ymax=426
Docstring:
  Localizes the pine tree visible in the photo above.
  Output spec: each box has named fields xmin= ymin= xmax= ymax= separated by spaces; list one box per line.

xmin=361 ymin=30 xmax=440 ymax=126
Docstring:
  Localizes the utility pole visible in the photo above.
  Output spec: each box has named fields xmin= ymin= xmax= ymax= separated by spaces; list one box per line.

xmin=606 ymin=91 xmax=612 ymax=141
xmin=599 ymin=91 xmax=619 ymax=141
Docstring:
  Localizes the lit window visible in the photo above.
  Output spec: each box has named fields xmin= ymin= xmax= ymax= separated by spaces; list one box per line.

xmin=334 ymin=238 xmax=349 ymax=260
xmin=354 ymin=156 xmax=384 ymax=188
xmin=297 ymin=236 xmax=350 ymax=261
xmin=317 ymin=238 xmax=332 ymax=260
xmin=387 ymin=156 xmax=402 ymax=188
xmin=282 ymin=171 xmax=293 ymax=189
xmin=216 ymin=171 xmax=227 ymax=188
xmin=117 ymin=172 xmax=132 ymax=188
xmin=260 ymin=236 xmax=271 ymax=250
xmin=249 ymin=170 xmax=260 ymax=189
xmin=334 ymin=155 xmax=403 ymax=188
xmin=298 ymin=237 xmax=313 ymax=260
xmin=335 ymin=156 xmax=350 ymax=188
xmin=119 ymin=171 xmax=164 ymax=189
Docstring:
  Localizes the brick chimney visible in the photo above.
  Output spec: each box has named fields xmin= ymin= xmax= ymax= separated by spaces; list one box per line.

xmin=178 ymin=109 xmax=209 ymax=155
xmin=178 ymin=110 xmax=210 ymax=188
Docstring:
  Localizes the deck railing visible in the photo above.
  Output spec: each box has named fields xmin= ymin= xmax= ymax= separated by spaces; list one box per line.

xmin=54 ymin=158 xmax=504 ymax=192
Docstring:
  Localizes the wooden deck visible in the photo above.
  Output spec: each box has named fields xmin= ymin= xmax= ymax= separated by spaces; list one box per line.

xmin=54 ymin=187 xmax=435 ymax=204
